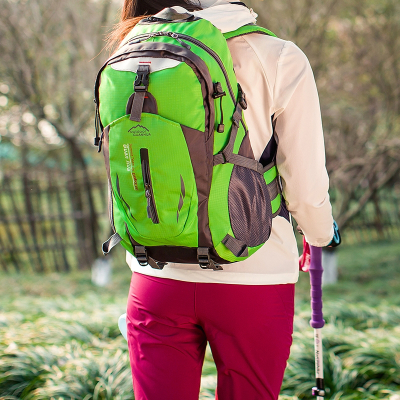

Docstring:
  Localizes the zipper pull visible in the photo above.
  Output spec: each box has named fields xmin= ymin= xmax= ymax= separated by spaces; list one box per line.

xmin=94 ymin=98 xmax=102 ymax=147
xmin=97 ymin=131 xmax=104 ymax=153
xmin=128 ymin=34 xmax=152 ymax=45
xmin=145 ymin=186 xmax=152 ymax=218
xmin=144 ymin=183 xmax=151 ymax=218
xmin=168 ymin=32 xmax=191 ymax=49
xmin=212 ymin=82 xmax=226 ymax=133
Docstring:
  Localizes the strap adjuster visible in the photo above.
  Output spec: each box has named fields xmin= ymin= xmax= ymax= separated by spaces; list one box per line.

xmin=237 ymin=83 xmax=247 ymax=110
xmin=198 ymin=248 xmax=210 ymax=268
xmin=212 ymin=82 xmax=226 ymax=99
xmin=219 ymin=152 xmax=227 ymax=164
xmin=135 ymin=246 xmax=148 ymax=266
xmin=197 ymin=247 xmax=223 ymax=271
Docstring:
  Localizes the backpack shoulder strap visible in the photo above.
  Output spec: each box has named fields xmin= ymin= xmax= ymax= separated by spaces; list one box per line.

xmin=223 ymin=24 xmax=277 ymax=40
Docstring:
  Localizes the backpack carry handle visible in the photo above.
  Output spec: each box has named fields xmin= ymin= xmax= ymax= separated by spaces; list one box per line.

xmin=309 ymin=246 xmax=325 ymax=329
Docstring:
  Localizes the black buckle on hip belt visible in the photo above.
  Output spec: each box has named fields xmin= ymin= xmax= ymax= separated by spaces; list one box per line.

xmin=197 ymin=247 xmax=223 ymax=271
xmin=134 ymin=245 xmax=166 ymax=270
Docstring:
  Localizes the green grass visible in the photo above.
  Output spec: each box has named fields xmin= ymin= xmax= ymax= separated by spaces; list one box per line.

xmin=1 ymin=241 xmax=400 ymax=399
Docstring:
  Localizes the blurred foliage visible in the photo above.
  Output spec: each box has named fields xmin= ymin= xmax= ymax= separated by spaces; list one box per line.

xmin=0 ymin=0 xmax=116 ymax=178
xmin=1 ymin=241 xmax=400 ymax=399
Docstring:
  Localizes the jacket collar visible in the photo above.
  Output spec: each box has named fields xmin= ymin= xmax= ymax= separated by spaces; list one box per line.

xmin=163 ymin=1 xmax=257 ymax=33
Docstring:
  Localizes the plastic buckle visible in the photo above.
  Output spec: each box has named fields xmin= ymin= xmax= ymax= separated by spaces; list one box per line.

xmin=237 ymin=83 xmax=247 ymax=110
xmin=197 ymin=247 xmax=211 ymax=269
xmin=134 ymin=65 xmax=150 ymax=91
xmin=135 ymin=246 xmax=149 ymax=267
xmin=197 ymin=248 xmax=223 ymax=271
xmin=212 ymin=82 xmax=226 ymax=99
xmin=239 ymin=92 xmax=247 ymax=110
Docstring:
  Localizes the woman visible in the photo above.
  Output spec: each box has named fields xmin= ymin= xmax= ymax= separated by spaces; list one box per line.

xmin=108 ymin=0 xmax=335 ymax=399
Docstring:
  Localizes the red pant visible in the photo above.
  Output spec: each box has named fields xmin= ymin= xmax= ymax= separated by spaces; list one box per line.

xmin=127 ymin=272 xmax=294 ymax=400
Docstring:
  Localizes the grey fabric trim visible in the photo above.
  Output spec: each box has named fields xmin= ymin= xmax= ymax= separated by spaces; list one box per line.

xmin=102 ymin=233 xmax=122 ymax=255
xmin=126 ymin=223 xmax=139 ymax=245
xmin=103 ymin=127 xmax=116 ymax=233
xmin=213 ymin=153 xmax=224 ymax=165
xmin=220 ymin=102 xmax=242 ymax=155
xmin=108 ymin=180 xmax=115 ymax=232
xmin=180 ymin=175 xmax=185 ymax=198
xmin=225 ymin=153 xmax=264 ymax=173
xmin=102 ymin=126 xmax=111 ymax=181
xmin=238 ymin=130 xmax=255 ymax=158
xmin=177 ymin=175 xmax=184 ymax=222
xmin=129 ymin=90 xmax=146 ymax=122
xmin=126 ymin=92 xmax=158 ymax=115
xmin=222 ymin=234 xmax=248 ymax=257
xmin=181 ymin=124 xmax=213 ymax=247
xmin=272 ymin=204 xmax=282 ymax=218
xmin=267 ymin=177 xmax=279 ymax=200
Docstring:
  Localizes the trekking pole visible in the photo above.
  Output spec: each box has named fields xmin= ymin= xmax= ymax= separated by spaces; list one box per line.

xmin=309 ymin=246 xmax=325 ymax=399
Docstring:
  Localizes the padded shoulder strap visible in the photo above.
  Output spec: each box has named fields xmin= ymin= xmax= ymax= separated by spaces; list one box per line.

xmin=223 ymin=24 xmax=276 ymax=40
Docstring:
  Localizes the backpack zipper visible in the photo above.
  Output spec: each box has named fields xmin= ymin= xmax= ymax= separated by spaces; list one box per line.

xmin=127 ymin=32 xmax=236 ymax=103
xmin=172 ymin=34 xmax=236 ymax=103
xmin=140 ymin=148 xmax=160 ymax=224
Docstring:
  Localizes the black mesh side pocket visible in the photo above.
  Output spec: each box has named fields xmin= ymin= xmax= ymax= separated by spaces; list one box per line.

xmin=228 ymin=165 xmax=272 ymax=247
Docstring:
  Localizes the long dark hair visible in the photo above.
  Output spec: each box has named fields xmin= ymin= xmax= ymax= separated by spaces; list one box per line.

xmin=107 ymin=0 xmax=201 ymax=49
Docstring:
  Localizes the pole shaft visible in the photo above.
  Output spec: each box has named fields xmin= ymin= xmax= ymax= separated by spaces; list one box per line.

xmin=309 ymin=246 xmax=325 ymax=329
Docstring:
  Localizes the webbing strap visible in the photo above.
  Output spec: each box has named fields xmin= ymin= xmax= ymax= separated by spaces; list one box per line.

xmin=222 ymin=234 xmax=248 ymax=258
xmin=130 ymin=65 xmax=150 ymax=122
xmin=225 ymin=103 xmax=242 ymax=155
xmin=268 ymin=177 xmax=279 ymax=200
xmin=214 ymin=152 xmax=265 ymax=174
xmin=213 ymin=91 xmax=265 ymax=174
xmin=129 ymin=91 xmax=146 ymax=122
xmin=102 ymin=233 xmax=122 ymax=255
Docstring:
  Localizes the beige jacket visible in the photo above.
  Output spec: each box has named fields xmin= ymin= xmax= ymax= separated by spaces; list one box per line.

xmin=127 ymin=1 xmax=334 ymax=284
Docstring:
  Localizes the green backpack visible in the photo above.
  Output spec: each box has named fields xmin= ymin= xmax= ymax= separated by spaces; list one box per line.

xmin=94 ymin=7 xmax=281 ymax=270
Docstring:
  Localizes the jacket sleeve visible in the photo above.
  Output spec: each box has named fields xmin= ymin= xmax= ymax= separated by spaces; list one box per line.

xmin=272 ymin=41 xmax=334 ymax=246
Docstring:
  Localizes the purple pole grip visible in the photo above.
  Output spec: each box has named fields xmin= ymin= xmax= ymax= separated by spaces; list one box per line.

xmin=309 ymin=246 xmax=325 ymax=329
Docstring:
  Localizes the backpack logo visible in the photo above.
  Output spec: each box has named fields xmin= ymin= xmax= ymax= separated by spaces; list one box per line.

xmin=128 ymin=125 xmax=150 ymax=136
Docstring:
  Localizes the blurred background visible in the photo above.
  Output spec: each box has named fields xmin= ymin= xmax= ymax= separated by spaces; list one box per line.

xmin=0 ymin=0 xmax=399 ymax=399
